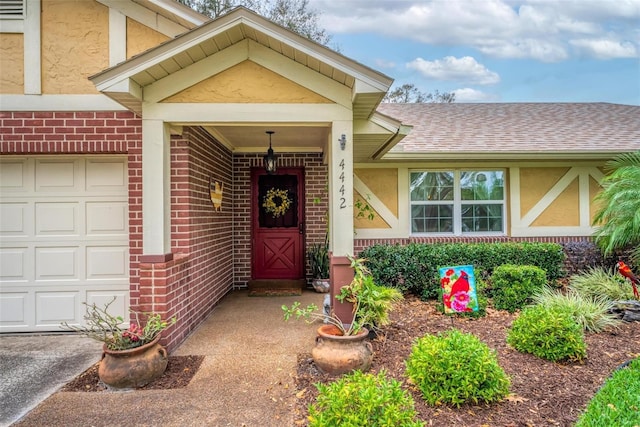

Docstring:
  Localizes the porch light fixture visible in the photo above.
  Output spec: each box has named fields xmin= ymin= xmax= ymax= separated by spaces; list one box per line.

xmin=339 ymin=134 xmax=347 ymax=150
xmin=263 ymin=130 xmax=277 ymax=174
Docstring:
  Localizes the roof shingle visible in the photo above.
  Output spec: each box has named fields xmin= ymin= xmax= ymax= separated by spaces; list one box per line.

xmin=376 ymin=103 xmax=640 ymax=157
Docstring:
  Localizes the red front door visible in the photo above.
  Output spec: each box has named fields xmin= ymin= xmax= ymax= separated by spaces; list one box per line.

xmin=251 ymin=167 xmax=305 ymax=280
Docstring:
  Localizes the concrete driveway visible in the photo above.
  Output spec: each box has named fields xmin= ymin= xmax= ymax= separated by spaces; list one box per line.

xmin=0 ymin=334 xmax=102 ymax=427
xmin=1 ymin=290 xmax=323 ymax=427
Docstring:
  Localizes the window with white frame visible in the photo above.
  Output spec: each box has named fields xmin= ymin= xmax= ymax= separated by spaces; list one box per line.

xmin=410 ymin=170 xmax=505 ymax=235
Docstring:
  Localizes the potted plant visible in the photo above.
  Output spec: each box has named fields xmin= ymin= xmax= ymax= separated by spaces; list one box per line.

xmin=61 ymin=298 xmax=176 ymax=389
xmin=308 ymin=234 xmax=330 ymax=293
xmin=283 ymin=256 xmax=403 ymax=374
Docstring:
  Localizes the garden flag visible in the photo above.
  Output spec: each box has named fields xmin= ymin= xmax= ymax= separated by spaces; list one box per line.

xmin=439 ymin=265 xmax=479 ymax=314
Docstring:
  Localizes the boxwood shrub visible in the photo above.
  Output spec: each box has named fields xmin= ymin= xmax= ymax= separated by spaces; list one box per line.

xmin=360 ymin=242 xmax=564 ymax=299
xmin=507 ymin=304 xmax=587 ymax=362
xmin=308 ymin=370 xmax=424 ymax=427
xmin=490 ymin=264 xmax=547 ymax=313
xmin=405 ymin=329 xmax=510 ymax=407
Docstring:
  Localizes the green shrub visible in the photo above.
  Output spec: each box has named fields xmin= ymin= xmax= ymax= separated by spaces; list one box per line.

xmin=405 ymin=329 xmax=510 ymax=407
xmin=360 ymin=242 xmax=565 ymax=300
xmin=575 ymin=357 xmax=640 ymax=427
xmin=568 ymin=267 xmax=635 ymax=301
xmin=507 ymin=304 xmax=587 ymax=362
xmin=308 ymin=370 xmax=424 ymax=427
xmin=531 ymin=287 xmax=621 ymax=333
xmin=491 ymin=265 xmax=547 ymax=313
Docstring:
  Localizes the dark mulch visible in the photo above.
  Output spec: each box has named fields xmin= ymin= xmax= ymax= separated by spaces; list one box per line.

xmin=61 ymin=355 xmax=204 ymax=392
xmin=294 ymin=295 xmax=640 ymax=427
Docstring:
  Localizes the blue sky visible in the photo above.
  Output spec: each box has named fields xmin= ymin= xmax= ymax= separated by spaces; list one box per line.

xmin=309 ymin=0 xmax=640 ymax=105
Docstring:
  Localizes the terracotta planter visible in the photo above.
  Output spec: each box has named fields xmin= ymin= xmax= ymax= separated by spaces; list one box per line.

xmin=311 ymin=324 xmax=373 ymax=375
xmin=98 ymin=336 xmax=168 ymax=389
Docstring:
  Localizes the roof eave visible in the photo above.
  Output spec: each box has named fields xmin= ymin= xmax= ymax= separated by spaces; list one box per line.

xmin=380 ymin=151 xmax=635 ymax=161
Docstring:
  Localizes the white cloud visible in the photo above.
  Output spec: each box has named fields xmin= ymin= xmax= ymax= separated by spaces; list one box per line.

xmin=310 ymin=0 xmax=640 ymax=62
xmin=407 ymin=56 xmax=500 ymax=85
xmin=453 ymin=88 xmax=499 ymax=102
xmin=570 ymin=38 xmax=638 ymax=59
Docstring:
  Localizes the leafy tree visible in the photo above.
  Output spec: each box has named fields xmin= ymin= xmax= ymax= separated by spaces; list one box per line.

xmin=593 ymin=151 xmax=640 ymax=265
xmin=382 ymin=83 xmax=455 ymax=103
xmin=177 ymin=0 xmax=330 ymax=45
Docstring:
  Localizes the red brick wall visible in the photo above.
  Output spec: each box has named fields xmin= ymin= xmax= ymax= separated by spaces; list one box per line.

xmin=232 ymin=153 xmax=328 ymax=286
xmin=1 ymin=113 xmax=235 ymax=351
xmin=137 ymin=127 xmax=234 ymax=350
xmin=0 ymin=110 xmax=145 ymax=310
xmin=0 ymin=111 xmax=139 ymax=153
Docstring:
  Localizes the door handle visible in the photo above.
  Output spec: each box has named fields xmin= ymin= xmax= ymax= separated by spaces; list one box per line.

xmin=299 ymin=222 xmax=304 ymax=234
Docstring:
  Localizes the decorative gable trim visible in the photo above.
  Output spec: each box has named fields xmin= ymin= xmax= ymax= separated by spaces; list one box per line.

xmin=510 ymin=166 xmax=604 ymax=237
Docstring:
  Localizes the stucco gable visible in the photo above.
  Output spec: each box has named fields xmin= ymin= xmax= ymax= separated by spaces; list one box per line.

xmin=90 ymin=7 xmax=392 ymax=117
xmin=162 ymin=60 xmax=331 ymax=104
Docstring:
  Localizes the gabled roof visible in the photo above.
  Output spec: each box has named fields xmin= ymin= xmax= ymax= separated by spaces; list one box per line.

xmin=377 ymin=102 xmax=640 ymax=160
xmin=96 ymin=0 xmax=208 ymax=35
xmin=90 ymin=6 xmax=393 ymax=119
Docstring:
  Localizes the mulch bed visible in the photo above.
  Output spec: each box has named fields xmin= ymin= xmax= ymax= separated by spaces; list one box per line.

xmin=293 ymin=295 xmax=640 ymax=426
xmin=61 ymin=355 xmax=204 ymax=392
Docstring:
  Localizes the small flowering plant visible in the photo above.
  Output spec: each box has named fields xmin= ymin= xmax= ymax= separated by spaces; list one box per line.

xmin=61 ymin=298 xmax=176 ymax=351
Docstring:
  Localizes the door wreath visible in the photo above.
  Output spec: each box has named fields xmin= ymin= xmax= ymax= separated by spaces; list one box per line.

xmin=263 ymin=188 xmax=291 ymax=218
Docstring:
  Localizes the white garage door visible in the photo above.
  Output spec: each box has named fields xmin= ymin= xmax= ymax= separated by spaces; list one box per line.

xmin=0 ymin=156 xmax=130 ymax=332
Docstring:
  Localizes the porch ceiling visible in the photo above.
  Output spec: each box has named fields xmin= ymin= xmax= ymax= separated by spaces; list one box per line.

xmin=189 ymin=123 xmax=398 ymax=163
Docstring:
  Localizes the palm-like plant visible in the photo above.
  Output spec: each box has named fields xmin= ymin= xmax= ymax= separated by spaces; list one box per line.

xmin=593 ymin=151 xmax=640 ymax=265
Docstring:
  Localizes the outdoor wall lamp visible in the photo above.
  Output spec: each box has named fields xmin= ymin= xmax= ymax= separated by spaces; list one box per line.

xmin=263 ymin=130 xmax=277 ymax=174
xmin=339 ymin=134 xmax=346 ymax=150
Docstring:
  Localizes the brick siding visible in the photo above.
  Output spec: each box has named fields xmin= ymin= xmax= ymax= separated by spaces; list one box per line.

xmin=232 ymin=153 xmax=328 ymax=287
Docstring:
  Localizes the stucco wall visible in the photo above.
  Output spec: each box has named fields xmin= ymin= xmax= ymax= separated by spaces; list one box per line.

xmin=127 ymin=18 xmax=170 ymax=59
xmin=163 ymin=60 xmax=332 ymax=103
xmin=354 ymin=168 xmax=397 ymax=229
xmin=520 ymin=167 xmax=580 ymax=226
xmin=0 ymin=33 xmax=24 ymax=94
xmin=41 ymin=0 xmax=109 ymax=94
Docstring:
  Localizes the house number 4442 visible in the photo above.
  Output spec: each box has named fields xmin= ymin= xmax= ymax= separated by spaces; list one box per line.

xmin=338 ymin=159 xmax=346 ymax=209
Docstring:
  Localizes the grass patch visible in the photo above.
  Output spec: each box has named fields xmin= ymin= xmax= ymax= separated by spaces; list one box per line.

xmin=575 ymin=357 xmax=640 ymax=426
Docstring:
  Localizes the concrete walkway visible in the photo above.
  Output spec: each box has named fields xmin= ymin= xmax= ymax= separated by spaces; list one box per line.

xmin=4 ymin=290 xmax=323 ymax=427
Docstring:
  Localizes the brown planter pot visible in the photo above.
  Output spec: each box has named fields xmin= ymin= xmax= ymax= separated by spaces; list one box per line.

xmin=311 ymin=324 xmax=373 ymax=375
xmin=98 ymin=335 xmax=168 ymax=389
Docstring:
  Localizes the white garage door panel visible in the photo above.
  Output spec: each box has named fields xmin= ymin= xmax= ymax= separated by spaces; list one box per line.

xmin=0 ymin=159 xmax=28 ymax=191
xmin=87 ymin=246 xmax=128 ymax=279
xmin=36 ymin=203 xmax=80 ymax=236
xmin=0 ymin=248 xmax=27 ymax=280
xmin=36 ymin=292 xmax=78 ymax=325
xmin=86 ymin=202 xmax=127 ymax=235
xmin=0 ymin=203 xmax=29 ymax=236
xmin=0 ymin=156 xmax=129 ymax=332
xmin=0 ymin=293 xmax=28 ymax=324
xmin=35 ymin=247 xmax=79 ymax=281
xmin=86 ymin=159 xmax=127 ymax=191
xmin=35 ymin=160 xmax=79 ymax=191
